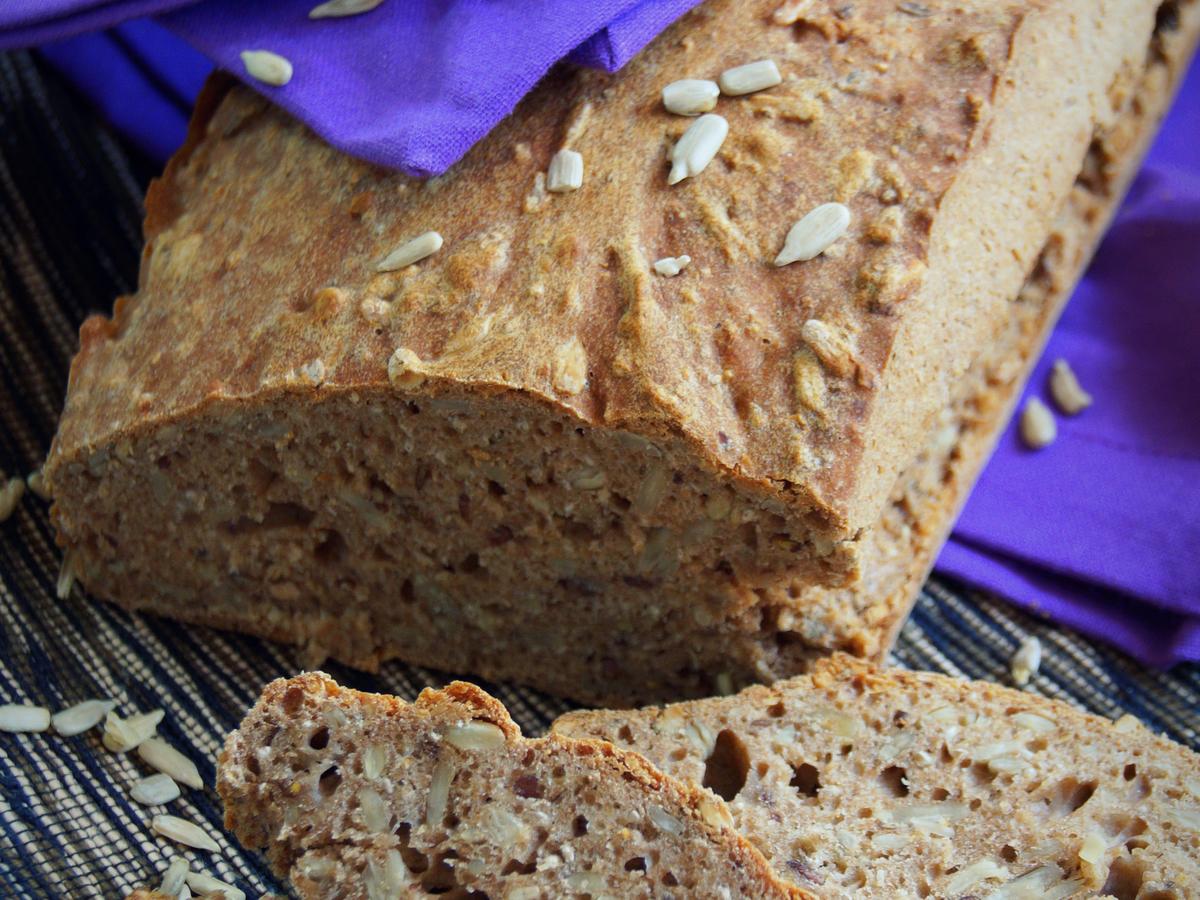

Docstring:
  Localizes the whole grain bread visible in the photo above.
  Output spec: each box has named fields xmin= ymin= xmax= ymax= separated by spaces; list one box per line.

xmin=217 ymin=673 xmax=806 ymax=899
xmin=554 ymin=655 xmax=1200 ymax=898
xmin=45 ymin=0 xmax=1200 ymax=703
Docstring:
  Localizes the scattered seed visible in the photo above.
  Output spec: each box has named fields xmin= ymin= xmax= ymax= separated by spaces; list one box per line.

xmin=160 ymin=857 xmax=189 ymax=896
xmin=52 ymin=699 xmax=117 ymax=736
xmin=653 ymin=255 xmax=692 ymax=277
xmin=151 ymin=815 xmax=220 ymax=852
xmin=661 ymin=79 xmax=720 ymax=116
xmin=718 ymin=59 xmax=782 ymax=96
xmin=25 ymin=469 xmax=50 ymax=500
xmin=56 ymin=556 xmax=75 ymax=600
xmin=186 ymin=872 xmax=245 ymax=900
xmin=0 ymin=704 xmax=51 ymax=733
xmin=1019 ymin=397 xmax=1056 ymax=449
xmin=546 ymin=149 xmax=584 ymax=193
xmin=240 ymin=50 xmax=293 ymax=87
xmin=773 ymin=0 xmax=814 ymax=25
xmin=898 ymin=1 xmax=933 ymax=16
xmin=1011 ymin=636 xmax=1042 ymax=686
xmin=376 ymin=231 xmax=443 ymax=272
xmin=774 ymin=202 xmax=851 ymax=266
xmin=309 ymin=0 xmax=384 ymax=18
xmin=0 ymin=477 xmax=25 ymax=522
xmin=139 ymin=737 xmax=204 ymax=790
xmin=1049 ymin=359 xmax=1093 ymax=415
xmin=668 ymin=113 xmax=728 ymax=185
xmin=103 ymin=709 xmax=165 ymax=753
xmin=131 ymin=773 xmax=182 ymax=806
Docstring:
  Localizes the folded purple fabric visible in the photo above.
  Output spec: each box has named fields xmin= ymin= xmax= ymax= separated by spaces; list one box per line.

xmin=937 ymin=57 xmax=1200 ymax=666
xmin=4 ymin=0 xmax=701 ymax=176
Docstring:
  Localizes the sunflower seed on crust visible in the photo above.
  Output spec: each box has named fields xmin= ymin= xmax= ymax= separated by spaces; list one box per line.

xmin=662 ymin=79 xmax=720 ymax=116
xmin=240 ymin=51 xmax=293 ymax=87
xmin=775 ymin=203 xmax=851 ymax=265
xmin=718 ymin=59 xmax=782 ymax=96
xmin=547 ymin=149 xmax=584 ymax=193
xmin=668 ymin=114 xmax=728 ymax=185
xmin=376 ymin=231 xmax=443 ymax=272
xmin=653 ymin=255 xmax=692 ymax=276
xmin=151 ymin=815 xmax=220 ymax=852
xmin=52 ymin=699 xmax=117 ymax=736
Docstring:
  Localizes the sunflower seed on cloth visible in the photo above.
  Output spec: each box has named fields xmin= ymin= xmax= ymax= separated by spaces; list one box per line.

xmin=668 ymin=113 xmax=728 ymax=185
xmin=662 ymin=79 xmax=719 ymax=116
xmin=52 ymin=699 xmax=117 ymax=736
xmin=309 ymin=0 xmax=384 ymax=18
xmin=186 ymin=871 xmax=247 ymax=900
xmin=1049 ymin=358 xmax=1093 ymax=415
xmin=0 ymin=704 xmax=51 ymax=733
xmin=376 ymin=231 xmax=443 ymax=271
xmin=131 ymin=773 xmax=182 ymax=806
xmin=775 ymin=202 xmax=851 ymax=265
xmin=1020 ymin=397 xmax=1056 ymax=449
xmin=240 ymin=51 xmax=293 ymax=87
xmin=718 ymin=59 xmax=782 ymax=96
xmin=1011 ymin=636 xmax=1042 ymax=686
xmin=26 ymin=468 xmax=50 ymax=500
xmin=0 ymin=477 xmax=25 ymax=522
xmin=160 ymin=857 xmax=190 ymax=895
xmin=103 ymin=709 xmax=165 ymax=753
xmin=139 ymin=737 xmax=204 ymax=790
xmin=152 ymin=815 xmax=220 ymax=852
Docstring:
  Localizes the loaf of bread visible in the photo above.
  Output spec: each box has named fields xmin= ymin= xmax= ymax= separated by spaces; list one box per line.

xmin=45 ymin=0 xmax=1200 ymax=704
xmin=217 ymin=673 xmax=804 ymax=899
xmin=554 ymin=655 xmax=1200 ymax=898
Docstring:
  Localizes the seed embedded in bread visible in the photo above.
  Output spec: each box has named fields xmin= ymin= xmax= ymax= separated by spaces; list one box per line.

xmin=662 ymin=79 xmax=720 ymax=115
xmin=1049 ymin=358 xmax=1093 ymax=415
xmin=718 ymin=59 xmax=782 ymax=96
xmin=668 ymin=113 xmax=728 ymax=184
xmin=546 ymin=149 xmax=584 ymax=193
xmin=774 ymin=203 xmax=851 ymax=266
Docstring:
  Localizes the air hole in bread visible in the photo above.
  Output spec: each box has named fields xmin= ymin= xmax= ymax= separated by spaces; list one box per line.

xmin=1102 ymin=853 xmax=1147 ymax=900
xmin=879 ymin=765 xmax=908 ymax=797
xmin=767 ymin=702 xmax=786 ymax=718
xmin=617 ymin=725 xmax=634 ymax=743
xmin=625 ymin=857 xmax=647 ymax=872
xmin=317 ymin=766 xmax=341 ymax=796
xmin=309 ymin=726 xmax=330 ymax=750
xmin=314 ymin=529 xmax=346 ymax=564
xmin=1000 ymin=844 xmax=1018 ymax=863
xmin=662 ymin=871 xmax=680 ymax=887
xmin=702 ymin=730 xmax=750 ymax=802
xmin=573 ymin=815 xmax=589 ymax=837
xmin=789 ymin=763 xmax=821 ymax=798
xmin=1044 ymin=776 xmax=1097 ymax=815
xmin=501 ymin=858 xmax=536 ymax=876
xmin=1123 ymin=763 xmax=1137 ymax=781
xmin=282 ymin=688 xmax=305 ymax=716
xmin=930 ymin=787 xmax=950 ymax=801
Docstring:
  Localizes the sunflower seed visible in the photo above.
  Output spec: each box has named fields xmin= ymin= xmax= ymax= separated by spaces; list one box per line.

xmin=240 ymin=51 xmax=293 ymax=87
xmin=139 ymin=737 xmax=204 ymax=790
xmin=0 ymin=704 xmax=51 ymax=733
xmin=309 ymin=0 xmax=384 ymax=18
xmin=547 ymin=149 xmax=584 ymax=193
xmin=426 ymin=760 xmax=454 ymax=826
xmin=131 ymin=773 xmax=181 ymax=806
xmin=103 ymin=709 xmax=164 ymax=753
xmin=160 ymin=856 xmax=190 ymax=895
xmin=668 ymin=113 xmax=728 ymax=185
xmin=1049 ymin=359 xmax=1092 ymax=415
xmin=1010 ymin=636 xmax=1042 ymax=686
xmin=444 ymin=720 xmax=507 ymax=751
xmin=185 ymin=872 xmax=246 ymax=900
xmin=152 ymin=815 xmax=220 ymax=852
xmin=774 ymin=203 xmax=851 ymax=265
xmin=653 ymin=255 xmax=692 ymax=277
xmin=1020 ymin=397 xmax=1056 ymax=449
xmin=25 ymin=469 xmax=50 ymax=500
xmin=718 ymin=59 xmax=782 ymax=96
xmin=52 ymin=699 xmax=117 ymax=736
xmin=662 ymin=79 xmax=720 ymax=116
xmin=0 ymin=477 xmax=25 ymax=522
xmin=56 ymin=556 xmax=75 ymax=600
xmin=773 ymin=0 xmax=814 ymax=24
xmin=376 ymin=231 xmax=443 ymax=272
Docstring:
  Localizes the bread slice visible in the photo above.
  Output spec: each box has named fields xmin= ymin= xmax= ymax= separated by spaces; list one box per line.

xmin=553 ymin=656 xmax=1200 ymax=898
xmin=216 ymin=673 xmax=806 ymax=899
xmin=45 ymin=0 xmax=1200 ymax=704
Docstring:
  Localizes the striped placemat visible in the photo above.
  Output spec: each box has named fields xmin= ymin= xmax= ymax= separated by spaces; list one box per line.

xmin=1 ymin=49 xmax=1196 ymax=898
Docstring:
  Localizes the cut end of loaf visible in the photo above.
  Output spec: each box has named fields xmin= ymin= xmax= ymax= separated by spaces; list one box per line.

xmin=217 ymin=673 xmax=801 ymax=899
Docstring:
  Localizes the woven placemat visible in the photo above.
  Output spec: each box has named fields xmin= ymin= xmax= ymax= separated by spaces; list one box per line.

xmin=1 ymin=50 xmax=1196 ymax=898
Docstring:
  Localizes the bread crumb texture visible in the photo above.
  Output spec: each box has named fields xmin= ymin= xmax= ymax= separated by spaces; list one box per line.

xmin=217 ymin=673 xmax=805 ymax=899
xmin=554 ymin=655 xmax=1200 ymax=898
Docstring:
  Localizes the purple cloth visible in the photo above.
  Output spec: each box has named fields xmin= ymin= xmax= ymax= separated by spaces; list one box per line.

xmin=938 ymin=58 xmax=1200 ymax=666
xmin=5 ymin=0 xmax=701 ymax=176
xmin=4 ymin=1 xmax=1199 ymax=665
